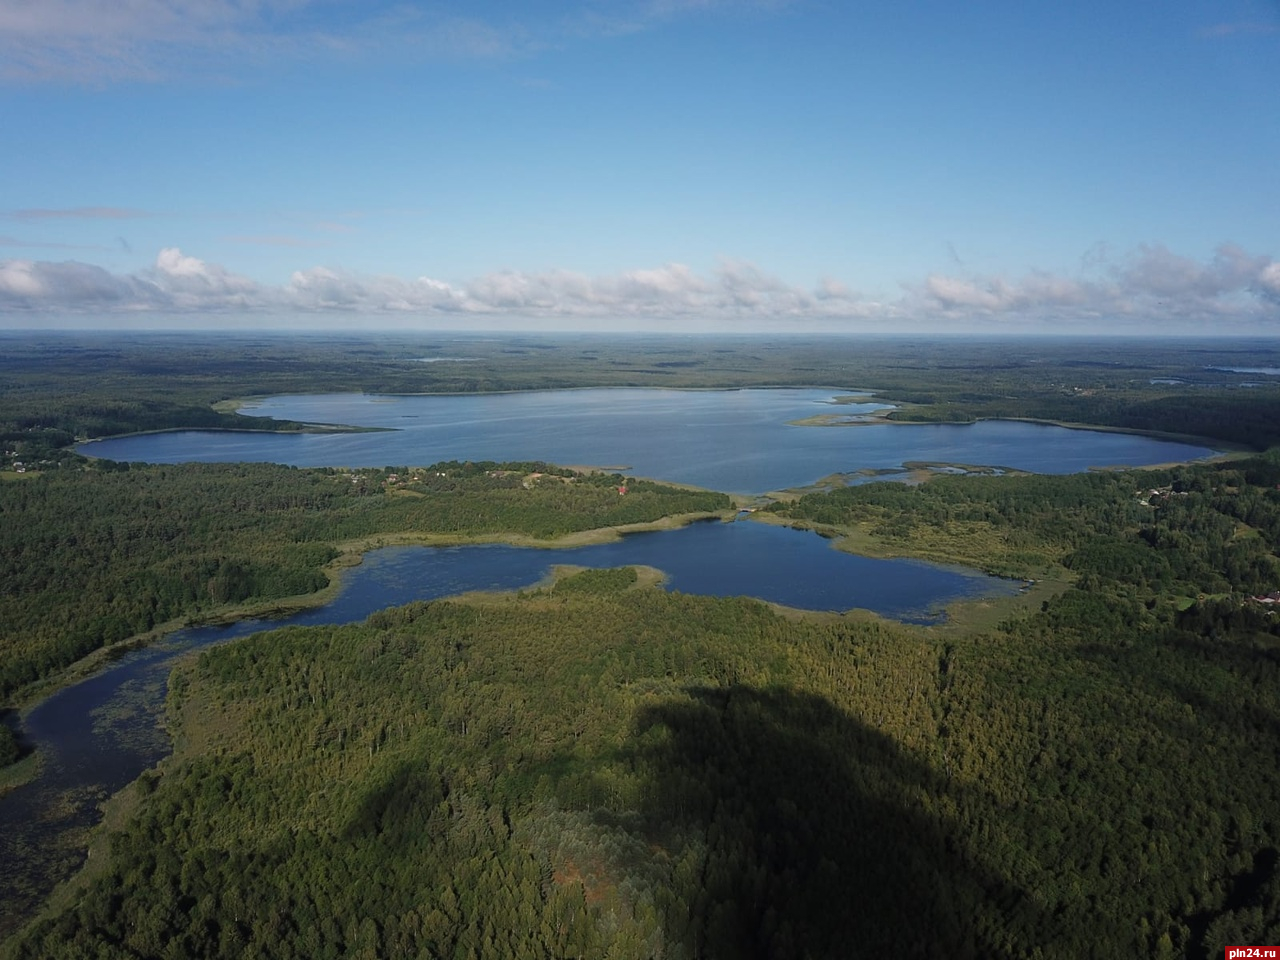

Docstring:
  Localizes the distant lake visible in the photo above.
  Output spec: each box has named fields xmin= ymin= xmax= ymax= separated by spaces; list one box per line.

xmin=81 ymin=388 xmax=1214 ymax=493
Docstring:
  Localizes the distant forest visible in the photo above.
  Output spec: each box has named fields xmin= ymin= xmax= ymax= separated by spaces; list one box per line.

xmin=2 ymin=334 xmax=1280 ymax=959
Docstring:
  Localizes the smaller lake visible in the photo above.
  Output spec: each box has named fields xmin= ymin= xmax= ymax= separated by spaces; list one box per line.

xmin=303 ymin=518 xmax=1019 ymax=625
xmin=0 ymin=518 xmax=1016 ymax=933
xmin=79 ymin=388 xmax=1215 ymax=494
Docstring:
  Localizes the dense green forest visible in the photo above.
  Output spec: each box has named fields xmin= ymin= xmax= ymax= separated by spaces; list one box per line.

xmin=4 ymin=334 xmax=1280 ymax=958
xmin=6 ymin=451 xmax=1280 ymax=957
xmin=9 ymin=502 xmax=1280 ymax=958
xmin=770 ymin=459 xmax=1280 ymax=595
xmin=0 ymin=461 xmax=729 ymax=703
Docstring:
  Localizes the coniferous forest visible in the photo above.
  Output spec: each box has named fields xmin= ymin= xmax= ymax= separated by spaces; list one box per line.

xmin=2 ymin=334 xmax=1280 ymax=959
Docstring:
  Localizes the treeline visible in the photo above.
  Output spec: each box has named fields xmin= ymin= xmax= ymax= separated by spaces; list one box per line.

xmin=772 ymin=456 xmax=1280 ymax=598
xmin=771 ymin=469 xmax=1154 ymax=578
xmin=1 ymin=397 xmax=312 ymax=468
xmin=9 ymin=542 xmax=1280 ymax=958
xmin=302 ymin=464 xmax=729 ymax=543
xmin=0 ymin=461 xmax=729 ymax=702
xmin=885 ymin=393 xmax=1280 ymax=450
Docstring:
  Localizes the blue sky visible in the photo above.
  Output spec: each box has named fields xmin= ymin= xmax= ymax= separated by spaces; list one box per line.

xmin=1 ymin=0 xmax=1278 ymax=333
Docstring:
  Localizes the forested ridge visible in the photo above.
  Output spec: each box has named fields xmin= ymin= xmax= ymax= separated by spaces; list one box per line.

xmin=6 ymin=453 xmax=1280 ymax=957
xmin=0 ymin=462 xmax=729 ymax=702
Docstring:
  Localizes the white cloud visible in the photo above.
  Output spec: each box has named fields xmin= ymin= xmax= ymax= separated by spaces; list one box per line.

xmin=0 ymin=0 xmax=797 ymax=84
xmin=923 ymin=275 xmax=1013 ymax=311
xmin=155 ymin=247 xmax=212 ymax=279
xmin=0 ymin=258 xmax=152 ymax=305
xmin=717 ymin=259 xmax=793 ymax=309
xmin=0 ymin=261 xmax=46 ymax=298
xmin=0 ymin=0 xmax=520 ymax=83
xmin=613 ymin=263 xmax=708 ymax=302
xmin=1258 ymin=262 xmax=1280 ymax=301
xmin=287 ymin=265 xmax=468 ymax=311
xmin=2 ymin=242 xmax=1278 ymax=331
xmin=455 ymin=259 xmax=836 ymax=317
xmin=913 ymin=242 xmax=1280 ymax=326
xmin=1115 ymin=243 xmax=1231 ymax=299
xmin=465 ymin=269 xmax=580 ymax=310
xmin=149 ymin=247 xmax=262 ymax=307
xmin=815 ymin=277 xmax=854 ymax=301
xmin=921 ymin=270 xmax=1088 ymax=314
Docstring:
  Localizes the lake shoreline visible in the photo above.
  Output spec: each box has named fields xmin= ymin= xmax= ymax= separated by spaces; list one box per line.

xmin=3 ymin=492 xmax=1040 ymax=749
xmin=82 ymin=386 xmax=1239 ymax=464
xmin=0 ymin=495 xmax=1063 ymax=946
xmin=795 ymin=404 xmax=1240 ymax=454
xmin=71 ymin=393 xmax=1224 ymax=498
xmin=75 ymin=420 xmax=389 ymax=451
xmin=3 ymin=509 xmax=738 ymax=717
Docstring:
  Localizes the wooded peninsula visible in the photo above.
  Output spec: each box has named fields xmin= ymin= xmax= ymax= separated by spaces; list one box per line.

xmin=1 ymin=333 xmax=1278 ymax=959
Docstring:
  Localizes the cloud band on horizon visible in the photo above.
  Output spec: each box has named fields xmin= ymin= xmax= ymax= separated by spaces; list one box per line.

xmin=1 ymin=243 xmax=1278 ymax=329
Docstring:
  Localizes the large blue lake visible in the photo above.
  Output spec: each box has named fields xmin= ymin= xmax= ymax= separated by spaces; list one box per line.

xmin=79 ymin=387 xmax=1214 ymax=494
